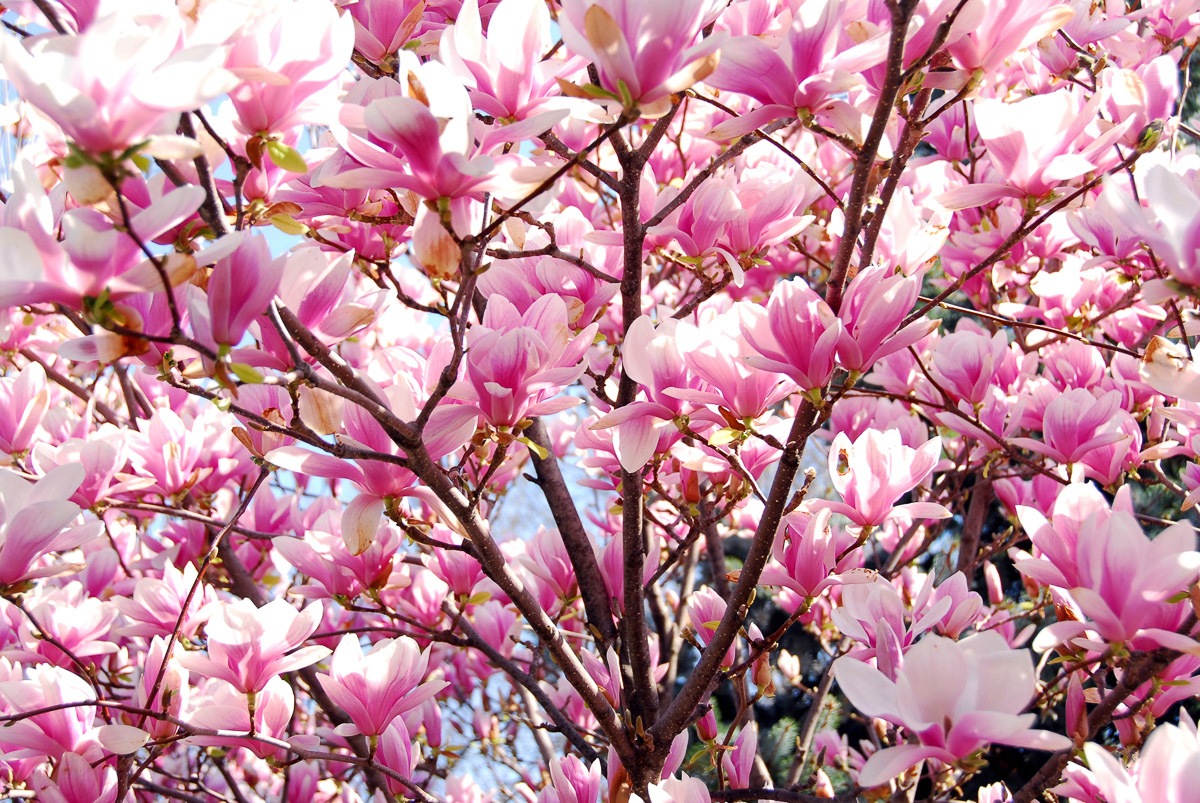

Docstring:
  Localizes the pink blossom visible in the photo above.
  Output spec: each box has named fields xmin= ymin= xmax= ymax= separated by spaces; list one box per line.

xmin=633 ymin=773 xmax=711 ymax=803
xmin=916 ymin=572 xmax=984 ymax=640
xmin=760 ymin=508 xmax=873 ymax=606
xmin=0 ymin=665 xmax=99 ymax=762
xmin=177 ymin=598 xmax=330 ymax=694
xmin=188 ymin=675 xmax=295 ymax=760
xmin=834 ymin=632 xmax=1072 ymax=787
xmin=539 ymin=755 xmax=603 ymax=803
xmin=591 ymin=316 xmax=692 ymax=472
xmin=377 ymin=718 xmax=421 ymax=796
xmin=832 ymin=575 xmax=949 ymax=680
xmin=1101 ymin=55 xmax=1179 ymax=147
xmin=0 ymin=362 xmax=49 ymax=455
xmin=0 ymin=11 xmax=235 ymax=156
xmin=0 ymin=464 xmax=101 ymax=589
xmin=1057 ymin=716 xmax=1200 ymax=802
xmin=808 ymin=429 xmax=949 ymax=530
xmin=557 ymin=0 xmax=723 ymax=116
xmin=224 ymin=0 xmax=354 ymax=136
xmin=112 ymin=561 xmax=213 ymax=639
xmin=191 ymin=233 xmax=283 ymax=351
xmin=686 ymin=586 xmax=735 ymax=668
xmin=132 ymin=637 xmax=188 ymax=741
xmin=1016 ymin=389 xmax=1128 ymax=467
xmin=1021 ymin=497 xmax=1200 ymax=653
xmin=30 ymin=751 xmax=118 ymax=803
xmin=344 ymin=0 xmax=428 ymax=63
xmin=316 ymin=634 xmax=448 ymax=737
xmin=940 ymin=90 xmax=1129 ymax=208
xmin=328 ymin=63 xmax=557 ymax=203
xmin=708 ymin=0 xmax=887 ymax=138
xmin=946 ymin=0 xmax=1074 ymax=73
xmin=599 ymin=530 xmax=662 ymax=614
xmin=671 ymin=311 xmax=795 ymax=424
xmin=0 ymin=159 xmax=206 ymax=310
xmin=455 ymin=294 xmax=597 ymax=429
xmin=17 ymin=582 xmax=117 ymax=668
xmin=931 ymin=328 xmax=1020 ymax=407
xmin=1139 ymin=165 xmax=1200 ymax=288
xmin=721 ymin=723 xmax=759 ymax=789
xmin=441 ymin=0 xmax=574 ymax=122
xmin=741 ymin=278 xmax=845 ymax=393
xmin=273 ymin=523 xmax=402 ymax=599
xmin=836 ymin=264 xmax=939 ymax=375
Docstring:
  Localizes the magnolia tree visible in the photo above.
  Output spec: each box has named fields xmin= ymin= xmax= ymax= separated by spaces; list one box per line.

xmin=6 ymin=0 xmax=1200 ymax=800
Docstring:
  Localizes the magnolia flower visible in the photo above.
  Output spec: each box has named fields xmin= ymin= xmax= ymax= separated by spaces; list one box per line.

xmin=188 ymin=676 xmax=296 ymax=760
xmin=377 ymin=718 xmax=421 ymax=796
xmin=177 ymin=598 xmax=330 ymax=694
xmin=1057 ymin=715 xmax=1200 ymax=802
xmin=631 ymin=773 xmax=711 ymax=803
xmin=538 ymin=755 xmax=603 ymax=803
xmin=760 ymin=508 xmax=874 ymax=606
xmin=0 ymin=361 xmax=49 ymax=455
xmin=685 ymin=587 xmax=735 ymax=668
xmin=837 ymin=264 xmax=939 ymax=375
xmin=591 ymin=316 xmax=693 ymax=472
xmin=709 ymin=0 xmax=887 ymax=138
xmin=0 ymin=11 xmax=235 ymax=156
xmin=0 ymin=464 xmax=101 ymax=589
xmin=834 ymin=632 xmax=1072 ymax=788
xmin=741 ymin=278 xmax=846 ymax=393
xmin=1019 ymin=494 xmax=1200 ymax=654
xmin=940 ymin=89 xmax=1129 ymax=209
xmin=808 ymin=429 xmax=950 ymax=530
xmin=455 ymin=294 xmax=597 ymax=429
xmin=316 ymin=634 xmax=448 ymax=737
xmin=558 ymin=0 xmax=723 ymax=116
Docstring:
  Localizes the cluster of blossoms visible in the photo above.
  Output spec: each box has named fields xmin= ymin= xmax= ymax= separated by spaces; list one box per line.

xmin=3 ymin=0 xmax=1200 ymax=801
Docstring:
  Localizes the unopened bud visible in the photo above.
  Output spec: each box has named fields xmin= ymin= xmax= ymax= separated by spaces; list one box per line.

xmin=695 ymin=708 xmax=718 ymax=741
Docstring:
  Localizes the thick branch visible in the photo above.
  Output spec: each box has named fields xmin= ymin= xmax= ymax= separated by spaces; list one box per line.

xmin=526 ymin=418 xmax=617 ymax=650
xmin=650 ymin=400 xmax=823 ymax=750
xmin=614 ymin=139 xmax=659 ymax=743
xmin=824 ymin=0 xmax=918 ymax=313
xmin=402 ymin=445 xmax=640 ymax=770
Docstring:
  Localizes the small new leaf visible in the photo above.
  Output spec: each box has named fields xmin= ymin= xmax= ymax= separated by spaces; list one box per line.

xmin=266 ymin=140 xmax=308 ymax=174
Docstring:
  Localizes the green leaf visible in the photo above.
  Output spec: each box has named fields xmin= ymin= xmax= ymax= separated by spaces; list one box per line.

xmin=265 ymin=140 xmax=308 ymax=174
xmin=518 ymin=435 xmax=549 ymax=460
xmin=708 ymin=427 xmax=740 ymax=447
xmin=269 ymin=213 xmax=308 ymax=236
xmin=229 ymin=363 xmax=265 ymax=384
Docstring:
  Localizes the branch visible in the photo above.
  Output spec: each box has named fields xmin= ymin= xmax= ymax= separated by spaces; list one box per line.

xmin=650 ymin=399 xmax=824 ymax=751
xmin=450 ymin=602 xmax=601 ymax=763
xmin=526 ymin=418 xmax=618 ymax=650
xmin=824 ymin=0 xmax=918 ymax=313
xmin=614 ymin=138 xmax=658 ymax=740
xmin=179 ymin=113 xmax=232 ymax=236
xmin=401 ymin=443 xmax=640 ymax=770
xmin=1013 ymin=648 xmax=1178 ymax=803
